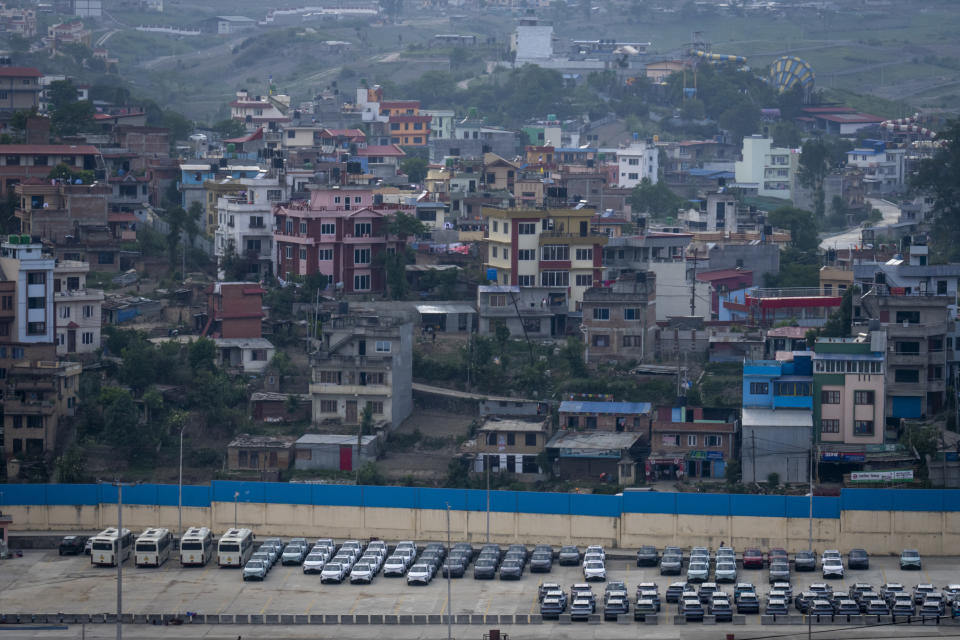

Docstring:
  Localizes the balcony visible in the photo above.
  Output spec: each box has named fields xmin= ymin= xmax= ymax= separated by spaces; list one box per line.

xmin=4 ymin=399 xmax=56 ymax=415
xmin=539 ymin=231 xmax=608 ymax=241
xmin=887 ymin=352 xmax=925 ymax=366
xmin=309 ymin=383 xmax=390 ymax=397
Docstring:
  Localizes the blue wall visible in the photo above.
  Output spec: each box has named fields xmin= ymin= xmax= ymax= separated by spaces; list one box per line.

xmin=3 ymin=483 xmax=959 ymax=519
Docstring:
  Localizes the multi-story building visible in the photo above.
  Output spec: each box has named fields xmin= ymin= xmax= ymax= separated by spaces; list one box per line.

xmin=0 ymin=144 xmax=99 ymax=195
xmin=857 ymin=287 xmax=949 ymax=424
xmin=649 ymin=405 xmax=738 ymax=481
xmin=819 ymin=266 xmax=854 ymax=297
xmin=0 ymin=68 xmax=41 ymax=115
xmin=813 ymin=334 xmax=886 ymax=449
xmin=213 ymin=176 xmax=283 ymax=277
xmin=421 ymin=108 xmax=455 ymax=140
xmin=3 ymin=360 xmax=81 ymax=462
xmin=229 ymin=89 xmax=290 ymax=132
xmin=179 ymin=163 xmax=264 ymax=234
xmin=744 ymin=287 xmax=842 ymax=328
xmin=845 ymin=140 xmax=905 ymax=195
xmin=615 ymin=141 xmax=659 ymax=189
xmin=202 ymin=281 xmax=265 ymax=339
xmin=734 ymin=135 xmax=797 ymax=200
xmin=476 ymin=284 xmax=570 ymax=338
xmin=14 ymin=180 xmax=110 ymax=244
xmin=309 ymin=305 xmax=413 ymax=429
xmin=274 ymin=188 xmax=414 ymax=294
xmin=53 ymin=260 xmax=103 ymax=356
xmin=0 ymin=238 xmax=55 ymax=345
xmin=466 ymin=417 xmax=551 ymax=477
xmin=0 ymin=3 xmax=37 ymax=38
xmin=483 ymin=206 xmax=607 ymax=311
xmin=46 ymin=20 xmax=91 ymax=50
xmin=559 ymin=400 xmax=652 ymax=432
xmin=580 ymin=271 xmax=656 ymax=364
xmin=741 ymin=351 xmax=813 ymax=484
xmin=679 ymin=191 xmax=738 ymax=233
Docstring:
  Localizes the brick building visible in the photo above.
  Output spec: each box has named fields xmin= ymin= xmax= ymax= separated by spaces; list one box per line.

xmin=0 ymin=144 xmax=99 ymax=195
xmin=202 ymin=281 xmax=265 ymax=339
xmin=558 ymin=400 xmax=652 ymax=432
xmin=649 ymin=406 xmax=738 ymax=481
xmin=14 ymin=180 xmax=110 ymax=244
xmin=466 ymin=417 xmax=550 ymax=477
xmin=580 ymin=271 xmax=657 ymax=364
xmin=0 ymin=68 xmax=42 ymax=114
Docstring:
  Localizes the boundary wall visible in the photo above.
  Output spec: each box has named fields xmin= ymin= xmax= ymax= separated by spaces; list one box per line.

xmin=2 ymin=483 xmax=959 ymax=554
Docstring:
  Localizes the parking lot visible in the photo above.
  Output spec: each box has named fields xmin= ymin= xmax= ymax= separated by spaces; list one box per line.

xmin=2 ymin=542 xmax=960 ymax=630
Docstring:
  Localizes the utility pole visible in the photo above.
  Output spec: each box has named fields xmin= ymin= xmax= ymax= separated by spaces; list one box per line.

xmin=751 ymin=431 xmax=756 ymax=483
xmin=445 ymin=503 xmax=452 ymax=640
xmin=485 ymin=458 xmax=491 ymax=544
xmin=116 ymin=482 xmax=123 ymax=640
xmin=808 ymin=438 xmax=814 ymax=553
xmin=689 ymin=253 xmax=698 ymax=316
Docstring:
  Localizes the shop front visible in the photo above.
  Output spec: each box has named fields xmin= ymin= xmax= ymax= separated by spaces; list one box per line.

xmin=686 ymin=450 xmax=726 ymax=479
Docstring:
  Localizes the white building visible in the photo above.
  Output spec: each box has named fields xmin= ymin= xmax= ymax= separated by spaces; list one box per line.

xmin=72 ymin=0 xmax=102 ymax=17
xmin=734 ymin=135 xmax=797 ymax=200
xmin=214 ymin=337 xmax=275 ymax=374
xmin=512 ymin=23 xmax=553 ymax=65
xmin=421 ymin=109 xmax=455 ymax=140
xmin=0 ymin=240 xmax=54 ymax=345
xmin=230 ymin=89 xmax=290 ymax=131
xmin=679 ymin=191 xmax=737 ymax=233
xmin=845 ymin=143 xmax=905 ymax=195
xmin=615 ymin=142 xmax=659 ymax=188
xmin=214 ymin=176 xmax=283 ymax=278
xmin=53 ymin=261 xmax=103 ymax=356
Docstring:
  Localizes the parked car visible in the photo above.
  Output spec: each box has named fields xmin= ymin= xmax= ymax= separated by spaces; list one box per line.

xmin=697 ymin=583 xmax=720 ymax=605
xmin=794 ymin=592 xmax=815 ymax=613
xmin=634 ymin=598 xmax=658 ymax=621
xmin=709 ymin=596 xmax=734 ymax=622
xmin=742 ymin=548 xmax=764 ymax=569
xmin=665 ymin=582 xmax=688 ymax=603
xmin=407 ymin=564 xmax=433 ymax=586
xmin=864 ymin=599 xmax=890 ymax=616
xmin=383 ymin=556 xmax=407 ymax=577
xmin=734 ymin=583 xmax=757 ymax=600
xmin=847 ymin=548 xmax=869 ymax=570
xmin=302 ymin=552 xmax=326 ymax=574
xmin=539 ymin=582 xmax=563 ymax=601
xmin=680 ymin=598 xmax=705 ymax=622
xmin=891 ymin=598 xmax=916 ymax=617
xmin=900 ymin=549 xmax=922 ymax=570
xmin=736 ymin=593 xmax=760 ymax=614
xmin=794 ymin=550 xmax=816 ymax=571
xmin=320 ymin=562 xmax=348 ymax=584
xmin=529 ymin=551 xmax=553 ymax=573
xmin=583 ymin=560 xmax=606 ymax=582
xmin=604 ymin=597 xmax=629 ymax=620
xmin=881 ymin=583 xmax=906 ymax=602
xmin=765 ymin=598 xmax=789 ymax=616
xmin=809 ymin=599 xmax=835 ymax=616
xmin=660 ymin=553 xmax=683 ymax=575
xmin=281 ymin=543 xmax=307 ymax=566
xmin=499 ymin=559 xmax=523 ymax=580
xmin=242 ymin=559 xmax=268 ymax=581
xmin=822 ymin=557 xmax=845 ymax=579
xmin=715 ymin=561 xmax=737 ymax=583
xmin=768 ymin=561 xmax=790 ymax=583
xmin=771 ymin=582 xmax=793 ymax=599
xmin=835 ymin=599 xmax=860 ymax=616
xmin=349 ymin=562 xmax=375 ymax=584
xmin=585 ymin=545 xmax=605 ymax=560
xmin=558 ymin=546 xmax=580 ymax=566
xmin=920 ymin=601 xmax=943 ymax=619
xmin=540 ymin=596 xmax=565 ymax=619
xmin=636 ymin=545 xmax=659 ymax=567
xmin=570 ymin=598 xmax=593 ymax=621
xmin=473 ymin=558 xmax=497 ymax=580
xmin=914 ymin=584 xmax=937 ymax=604
xmin=441 ymin=557 xmax=466 ymax=579
xmin=59 ymin=535 xmax=87 ymax=556
xmin=686 ymin=561 xmax=710 ymax=583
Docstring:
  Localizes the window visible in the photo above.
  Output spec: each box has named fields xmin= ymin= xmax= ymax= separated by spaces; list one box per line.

xmin=623 ymin=335 xmax=642 ymax=347
xmin=518 ymin=275 xmax=535 ymax=287
xmin=285 ymin=219 xmax=294 ymax=234
xmin=375 ymin=341 xmax=391 ymax=353
xmin=5 ymin=155 xmax=19 ymax=166
xmin=318 ymin=249 xmax=333 ymax=261
xmin=525 ymin=432 xmax=537 ymax=446
xmin=296 ymin=221 xmax=307 ymax=234
xmin=541 ymin=245 xmax=569 ymax=261
xmin=592 ymin=307 xmax=610 ymax=321
xmin=774 ymin=381 xmax=810 ymax=396
xmin=575 ymin=248 xmax=592 ymax=261
xmin=287 ymin=129 xmax=296 ymax=139
xmin=27 ymin=272 xmax=45 ymax=285
xmin=12 ymin=347 xmax=23 ymax=359
xmin=896 ymin=310 xmax=920 ymax=324
xmin=66 ymin=276 xmax=80 ymax=291
xmin=750 ymin=382 xmax=769 ymax=395
xmin=354 ymin=248 xmax=371 ymax=265
xmin=285 ymin=247 xmax=293 ymax=259
xmin=82 ymin=332 xmax=94 ymax=345
xmin=929 ymin=365 xmax=943 ymax=381
xmin=523 ymin=318 xmax=541 ymax=332
xmin=491 ymin=246 xmax=498 ymax=258
xmin=488 ymin=294 xmax=506 ymax=307
xmin=368 ymin=401 xmax=384 ymax=415
xmin=354 ymin=197 xmax=361 ymax=204
xmin=353 ymin=222 xmax=372 ymax=237
xmin=251 ymin=349 xmax=267 ymax=361
xmin=363 ymin=372 xmax=385 ymax=385
xmin=246 ymin=239 xmax=261 ymax=253
xmin=353 ymin=274 xmax=370 ymax=291
xmin=854 ymin=420 xmax=874 ymax=436
xmin=575 ymin=274 xmax=592 ymax=286
xmin=628 ymin=173 xmax=639 ymax=180
xmin=894 ymin=369 xmax=920 ymax=383
xmin=706 ymin=435 xmax=722 ymax=447
xmin=854 ymin=390 xmax=874 ymax=405
xmin=319 ymin=370 xmax=340 ymax=384
xmin=59 ymin=305 xmax=70 ymax=318
xmin=930 ymin=336 xmax=944 ymax=352
xmin=624 ymin=308 xmax=642 ymax=320
xmin=1 ymin=296 xmax=11 ymax=310
xmin=517 ymin=223 xmax=536 ymax=235
xmin=27 ymin=322 xmax=45 ymax=335
xmin=821 ymin=390 xmax=840 ymax=404
xmin=687 ymin=435 xmax=697 ymax=446
xmin=896 ymin=341 xmax=920 ymax=354
xmin=591 ymin=334 xmax=609 ymax=347
xmin=320 ymin=399 xmax=337 ymax=413
xmin=83 ymin=305 xmax=93 ymax=318
xmin=540 ymin=271 xmax=569 ymax=287
xmin=299 ymin=248 xmax=307 ymax=261
xmin=492 ymin=220 xmax=499 ymax=232
xmin=518 ymin=249 xmax=535 ymax=261
xmin=506 ymin=432 xmax=516 ymax=446
xmin=320 ymin=222 xmax=335 ymax=235
xmin=821 ymin=419 xmax=840 ymax=433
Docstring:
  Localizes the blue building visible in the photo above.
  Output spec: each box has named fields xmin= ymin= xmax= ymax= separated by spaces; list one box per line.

xmin=741 ymin=352 xmax=814 ymax=484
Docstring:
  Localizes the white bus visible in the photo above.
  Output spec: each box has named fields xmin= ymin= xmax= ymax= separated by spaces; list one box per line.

xmin=180 ymin=527 xmax=214 ymax=567
xmin=217 ymin=528 xmax=254 ymax=567
xmin=90 ymin=527 xmax=133 ymax=567
xmin=134 ymin=528 xmax=173 ymax=567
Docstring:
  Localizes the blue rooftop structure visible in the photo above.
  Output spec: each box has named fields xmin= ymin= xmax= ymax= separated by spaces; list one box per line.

xmin=743 ymin=351 xmax=813 ymax=410
xmin=558 ymin=401 xmax=652 ymax=414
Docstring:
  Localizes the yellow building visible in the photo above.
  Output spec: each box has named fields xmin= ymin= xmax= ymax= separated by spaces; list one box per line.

xmin=483 ymin=207 xmax=608 ymax=312
xmin=203 ymin=179 xmax=247 ymax=237
xmin=819 ymin=266 xmax=854 ymax=297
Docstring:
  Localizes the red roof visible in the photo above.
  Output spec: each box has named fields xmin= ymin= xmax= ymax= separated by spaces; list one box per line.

xmin=814 ymin=113 xmax=884 ymax=124
xmin=224 ymin=127 xmax=263 ymax=144
xmin=380 ymin=100 xmax=419 ymax=109
xmin=0 ymin=67 xmax=42 ymax=78
xmin=321 ymin=128 xmax=365 ymax=139
xmin=357 ymin=144 xmax=405 ymax=157
xmin=696 ymin=269 xmax=753 ymax=282
xmin=0 ymin=144 xmax=98 ymax=155
xmin=108 ymin=212 xmax=138 ymax=222
xmin=801 ymin=106 xmax=856 ymax=114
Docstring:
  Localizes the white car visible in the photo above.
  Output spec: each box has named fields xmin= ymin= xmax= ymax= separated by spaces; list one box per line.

xmin=349 ymin=562 xmax=375 ymax=584
xmin=583 ymin=552 xmax=604 ymax=565
xmin=302 ymin=552 xmax=326 ymax=574
xmin=320 ymin=562 xmax=348 ymax=584
xmin=586 ymin=545 xmax=605 ymax=560
xmin=383 ymin=556 xmax=408 ymax=577
xmin=715 ymin=561 xmax=738 ymax=583
xmin=822 ymin=558 xmax=844 ymax=579
xmin=583 ymin=560 xmax=606 ymax=582
xmin=407 ymin=563 xmax=433 ymax=585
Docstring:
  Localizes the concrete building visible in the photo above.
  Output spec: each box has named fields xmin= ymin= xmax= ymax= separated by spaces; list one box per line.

xmin=229 ymin=90 xmax=289 ymax=131
xmin=202 ymin=282 xmax=265 ymax=339
xmin=483 ymin=206 xmax=607 ymax=311
xmin=214 ymin=337 xmax=275 ymax=375
xmin=207 ymin=15 xmax=257 ymax=34
xmin=819 ymin=266 xmax=854 ymax=297
xmin=226 ymin=434 xmax=295 ymax=475
xmin=744 ymin=287 xmax=842 ymax=328
xmin=734 ymin=136 xmax=797 ymax=200
xmin=559 ymin=400 xmax=651 ymax=432
xmin=3 ymin=360 xmax=81 ymax=461
xmin=294 ymin=433 xmax=379 ymax=472
xmin=15 ymin=181 xmax=111 ymax=246
xmin=0 ymin=239 xmax=54 ymax=345
xmin=545 ymin=430 xmax=646 ymax=485
xmin=213 ymin=176 xmax=282 ymax=278
xmin=845 ymin=140 xmax=906 ymax=195
xmin=0 ymin=145 xmax=99 ymax=196
xmin=649 ymin=406 xmax=738 ymax=481
xmin=741 ymin=351 xmax=814 ymax=484
xmin=466 ymin=417 xmax=550 ymax=477
xmin=309 ymin=306 xmax=413 ymax=429
xmin=702 ymin=242 xmax=780 ymax=286
xmin=580 ymin=271 xmax=656 ymax=364
xmin=615 ymin=142 xmax=659 ymax=189
xmin=813 ymin=334 xmax=886 ymax=448
xmin=476 ymin=284 xmax=569 ymax=338
xmin=680 ymin=191 xmax=737 ymax=233
xmin=0 ymin=67 xmax=42 ymax=114
xmin=421 ymin=109 xmax=455 ymax=141
xmin=53 ymin=260 xmax=103 ymax=356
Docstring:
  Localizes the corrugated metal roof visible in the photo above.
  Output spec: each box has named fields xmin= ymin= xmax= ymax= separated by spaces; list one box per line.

xmin=741 ymin=408 xmax=812 ymax=427
xmin=559 ymin=401 xmax=651 ymax=414
xmin=415 ymin=303 xmax=476 ymax=315
xmin=296 ymin=434 xmax=378 ymax=446
xmin=545 ymin=430 xmax=642 ymax=450
xmin=480 ymin=418 xmax=547 ymax=432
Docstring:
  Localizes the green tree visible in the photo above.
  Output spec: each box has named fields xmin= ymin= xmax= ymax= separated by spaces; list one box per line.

xmin=628 ymin=178 xmax=684 ymax=218
xmin=212 ymin=119 xmax=247 ymax=138
xmin=120 ymin=337 xmax=158 ymax=393
xmin=48 ymin=80 xmax=95 ymax=137
xmin=718 ymin=102 xmax=760 ymax=145
xmin=771 ymin=121 xmax=802 ymax=148
xmin=912 ymin=119 xmax=960 ymax=261
xmin=188 ymin=337 xmax=217 ymax=372
xmin=387 ymin=210 xmax=427 ymax=239
xmin=680 ymin=98 xmax=706 ymax=121
xmin=798 ymin=139 xmax=830 ymax=220
xmin=819 ymin=286 xmax=859 ymax=338
xmin=900 ymin=422 xmax=940 ymax=480
xmin=55 ymin=445 xmax=88 ymax=483
xmin=400 ymin=156 xmax=428 ymax=183
xmin=768 ymin=206 xmax=819 ymax=252
xmin=101 ymin=387 xmax=140 ymax=453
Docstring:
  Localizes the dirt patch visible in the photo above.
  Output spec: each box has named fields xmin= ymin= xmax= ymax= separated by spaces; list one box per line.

xmin=377 ymin=408 xmax=477 ymax=482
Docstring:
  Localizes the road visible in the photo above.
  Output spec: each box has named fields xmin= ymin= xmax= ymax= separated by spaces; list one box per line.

xmin=819 ymin=198 xmax=901 ymax=251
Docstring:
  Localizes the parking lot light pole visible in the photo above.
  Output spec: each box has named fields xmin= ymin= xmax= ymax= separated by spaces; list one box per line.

xmin=234 ymin=491 xmax=239 ymax=529
xmin=178 ymin=425 xmax=187 ymax=542
xmin=104 ymin=479 xmax=135 ymax=640
xmin=485 ymin=459 xmax=490 ymax=544
xmin=446 ymin=502 xmax=452 ymax=640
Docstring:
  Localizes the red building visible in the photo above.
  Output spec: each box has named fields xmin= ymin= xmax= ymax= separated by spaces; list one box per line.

xmin=744 ymin=287 xmax=842 ymax=328
xmin=273 ymin=188 xmax=414 ymax=294
xmin=0 ymin=144 xmax=99 ymax=195
xmin=203 ymin=281 xmax=265 ymax=338
xmin=696 ymin=268 xmax=754 ymax=318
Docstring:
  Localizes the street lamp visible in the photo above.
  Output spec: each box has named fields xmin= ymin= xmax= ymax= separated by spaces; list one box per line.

xmin=103 ymin=479 xmax=135 ymax=640
xmin=445 ymin=502 xmax=452 ymax=640
xmin=177 ymin=425 xmax=188 ymax=541
xmin=233 ymin=491 xmax=240 ymax=529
